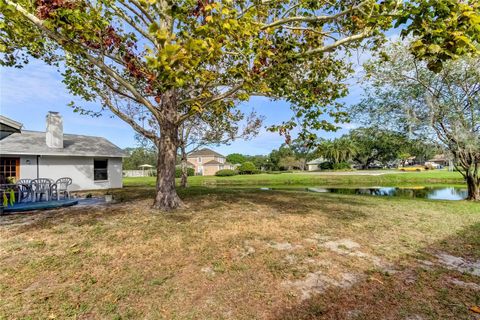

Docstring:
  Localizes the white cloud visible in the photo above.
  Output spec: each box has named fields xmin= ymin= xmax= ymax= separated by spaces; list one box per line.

xmin=340 ymin=122 xmax=359 ymax=130
xmin=0 ymin=61 xmax=70 ymax=107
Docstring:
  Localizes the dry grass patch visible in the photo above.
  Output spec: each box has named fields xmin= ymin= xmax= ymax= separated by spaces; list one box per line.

xmin=0 ymin=189 xmax=479 ymax=319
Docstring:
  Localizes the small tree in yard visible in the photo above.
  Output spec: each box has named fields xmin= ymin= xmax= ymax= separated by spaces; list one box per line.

xmin=289 ymin=137 xmax=319 ymax=170
xmin=2 ymin=0 xmax=478 ymax=210
xmin=355 ymin=43 xmax=480 ymax=200
xmin=238 ymin=161 xmax=256 ymax=175
xmin=178 ymin=111 xmax=262 ymax=187
xmin=278 ymin=156 xmax=303 ymax=171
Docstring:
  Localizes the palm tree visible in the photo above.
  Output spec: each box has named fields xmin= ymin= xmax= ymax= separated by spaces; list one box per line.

xmin=317 ymin=138 xmax=358 ymax=164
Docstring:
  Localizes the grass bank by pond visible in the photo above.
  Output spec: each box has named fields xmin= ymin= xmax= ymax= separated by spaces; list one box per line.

xmin=1 ymin=187 xmax=479 ymax=319
xmin=124 ymin=170 xmax=465 ymax=188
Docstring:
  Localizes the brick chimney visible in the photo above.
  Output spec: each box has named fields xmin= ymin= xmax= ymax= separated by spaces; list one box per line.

xmin=46 ymin=111 xmax=63 ymax=148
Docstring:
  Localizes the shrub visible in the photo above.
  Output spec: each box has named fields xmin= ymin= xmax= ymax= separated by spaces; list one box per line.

xmin=332 ymin=162 xmax=351 ymax=170
xmin=215 ymin=169 xmax=237 ymax=177
xmin=238 ymin=161 xmax=257 ymax=174
xmin=319 ymin=162 xmax=334 ymax=170
xmin=175 ymin=167 xmax=194 ymax=178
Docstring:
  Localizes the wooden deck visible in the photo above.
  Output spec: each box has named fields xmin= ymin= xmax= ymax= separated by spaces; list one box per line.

xmin=2 ymin=200 xmax=78 ymax=213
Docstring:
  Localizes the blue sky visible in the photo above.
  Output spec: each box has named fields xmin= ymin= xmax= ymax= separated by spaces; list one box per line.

xmin=0 ymin=59 xmax=364 ymax=155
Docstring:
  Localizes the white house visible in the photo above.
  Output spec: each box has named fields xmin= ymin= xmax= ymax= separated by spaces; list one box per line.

xmin=306 ymin=158 xmax=327 ymax=171
xmin=0 ymin=112 xmax=127 ymax=191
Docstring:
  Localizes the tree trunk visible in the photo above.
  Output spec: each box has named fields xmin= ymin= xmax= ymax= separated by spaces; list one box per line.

xmin=153 ymin=117 xmax=184 ymax=211
xmin=180 ymin=144 xmax=188 ymax=188
xmin=466 ymin=173 xmax=480 ymax=201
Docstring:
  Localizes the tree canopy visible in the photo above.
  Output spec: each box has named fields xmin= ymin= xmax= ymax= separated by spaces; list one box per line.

xmin=123 ymin=147 xmax=157 ymax=170
xmin=1 ymin=0 xmax=479 ymax=209
xmin=354 ymin=42 xmax=480 ymax=199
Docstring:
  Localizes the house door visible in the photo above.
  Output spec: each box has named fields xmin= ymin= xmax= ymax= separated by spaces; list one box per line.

xmin=0 ymin=157 xmax=20 ymax=183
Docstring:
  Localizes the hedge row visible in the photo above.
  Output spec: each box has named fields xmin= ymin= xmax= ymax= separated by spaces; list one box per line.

xmin=175 ymin=167 xmax=195 ymax=178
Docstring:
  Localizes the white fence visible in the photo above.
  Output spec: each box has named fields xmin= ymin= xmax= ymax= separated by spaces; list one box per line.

xmin=123 ymin=169 xmax=155 ymax=177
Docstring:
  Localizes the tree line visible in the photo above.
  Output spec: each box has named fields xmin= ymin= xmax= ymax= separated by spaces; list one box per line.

xmin=224 ymin=128 xmax=438 ymax=171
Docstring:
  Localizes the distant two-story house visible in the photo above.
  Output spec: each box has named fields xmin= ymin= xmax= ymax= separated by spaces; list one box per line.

xmin=187 ymin=148 xmax=235 ymax=176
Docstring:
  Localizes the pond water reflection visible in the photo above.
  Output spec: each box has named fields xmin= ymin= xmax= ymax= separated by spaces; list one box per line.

xmin=306 ymin=187 xmax=468 ymax=201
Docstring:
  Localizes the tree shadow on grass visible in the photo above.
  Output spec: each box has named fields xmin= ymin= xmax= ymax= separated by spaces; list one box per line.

xmin=1 ymin=187 xmax=372 ymax=232
xmin=273 ymin=222 xmax=480 ymax=320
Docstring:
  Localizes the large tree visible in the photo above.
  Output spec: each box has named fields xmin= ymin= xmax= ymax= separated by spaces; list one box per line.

xmin=347 ymin=127 xmax=409 ymax=168
xmin=1 ymin=0 xmax=478 ymax=210
xmin=354 ymin=43 xmax=480 ymax=200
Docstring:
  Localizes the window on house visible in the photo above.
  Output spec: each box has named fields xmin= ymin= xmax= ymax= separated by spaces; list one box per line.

xmin=198 ymin=157 xmax=202 ymax=163
xmin=94 ymin=159 xmax=108 ymax=181
xmin=0 ymin=157 xmax=19 ymax=182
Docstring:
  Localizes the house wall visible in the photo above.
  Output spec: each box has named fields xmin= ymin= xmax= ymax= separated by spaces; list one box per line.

xmin=203 ymin=165 xmax=219 ymax=176
xmin=307 ymin=164 xmax=320 ymax=171
xmin=188 ymin=155 xmax=214 ymax=175
xmin=187 ymin=154 xmax=230 ymax=176
xmin=18 ymin=155 xmax=123 ymax=191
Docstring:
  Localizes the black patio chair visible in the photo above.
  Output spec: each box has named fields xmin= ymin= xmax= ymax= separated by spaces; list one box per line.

xmin=16 ymin=179 xmax=33 ymax=202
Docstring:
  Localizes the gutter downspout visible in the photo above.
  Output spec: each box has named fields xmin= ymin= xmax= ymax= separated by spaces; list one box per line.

xmin=36 ymin=155 xmax=40 ymax=179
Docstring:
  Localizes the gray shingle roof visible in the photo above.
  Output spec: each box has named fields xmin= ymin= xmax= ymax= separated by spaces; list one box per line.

xmin=306 ymin=158 xmax=326 ymax=165
xmin=0 ymin=130 xmax=127 ymax=157
xmin=187 ymin=148 xmax=225 ymax=158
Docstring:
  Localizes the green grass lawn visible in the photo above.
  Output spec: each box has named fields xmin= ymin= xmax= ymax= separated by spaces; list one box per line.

xmin=2 ymin=172 xmax=478 ymax=319
xmin=124 ymin=170 xmax=465 ymax=188
xmin=1 ymin=187 xmax=479 ymax=319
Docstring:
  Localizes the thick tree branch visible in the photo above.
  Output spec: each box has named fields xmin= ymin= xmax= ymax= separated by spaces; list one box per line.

xmin=111 ymin=4 xmax=157 ymax=46
xmin=128 ymin=0 xmax=156 ymax=24
xmin=262 ymin=1 xmax=370 ymax=30
xmin=118 ymin=0 xmax=151 ymax=27
xmin=98 ymin=90 xmax=157 ymax=142
xmin=5 ymin=0 xmax=163 ymax=122
xmin=297 ymin=29 xmax=371 ymax=57
xmin=177 ymin=83 xmax=244 ymax=124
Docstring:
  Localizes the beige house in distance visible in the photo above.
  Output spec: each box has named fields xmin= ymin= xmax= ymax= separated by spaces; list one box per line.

xmin=187 ymin=148 xmax=235 ymax=176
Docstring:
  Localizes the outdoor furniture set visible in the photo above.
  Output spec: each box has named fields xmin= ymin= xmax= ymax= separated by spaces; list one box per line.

xmin=0 ymin=177 xmax=72 ymax=204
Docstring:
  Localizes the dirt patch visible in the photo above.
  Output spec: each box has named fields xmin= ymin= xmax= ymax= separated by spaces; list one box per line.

xmin=283 ymin=271 xmax=360 ymax=300
xmin=200 ymin=266 xmax=216 ymax=277
xmin=322 ymin=239 xmax=361 ymax=253
xmin=268 ymin=242 xmax=303 ymax=251
xmin=317 ymin=237 xmax=397 ymax=273
xmin=447 ymin=278 xmax=480 ymax=291
xmin=436 ymin=253 xmax=480 ymax=276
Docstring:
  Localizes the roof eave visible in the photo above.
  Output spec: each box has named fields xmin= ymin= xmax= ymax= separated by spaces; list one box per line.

xmin=0 ymin=115 xmax=23 ymax=131
xmin=0 ymin=151 xmax=127 ymax=158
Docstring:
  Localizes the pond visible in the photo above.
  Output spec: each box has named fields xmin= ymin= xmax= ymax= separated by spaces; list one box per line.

xmin=305 ymin=187 xmax=467 ymax=201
